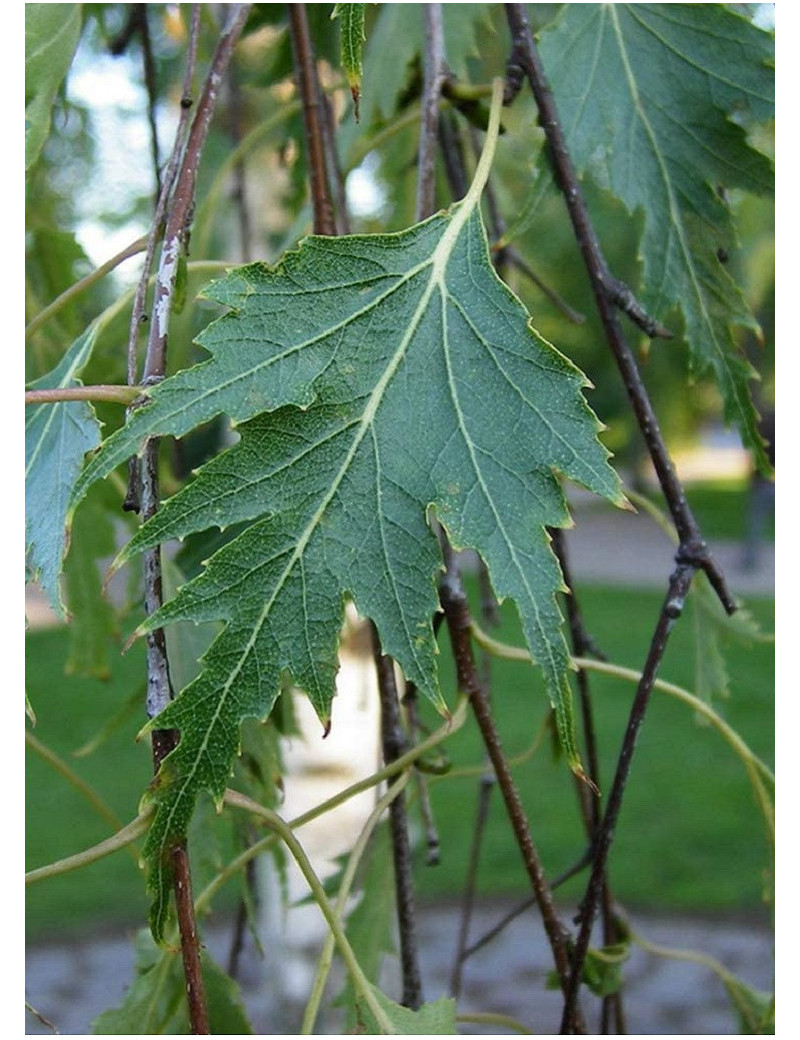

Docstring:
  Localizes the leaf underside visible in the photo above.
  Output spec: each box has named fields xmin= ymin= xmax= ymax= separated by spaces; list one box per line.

xmin=75 ymin=201 xmax=623 ymax=941
xmin=540 ymin=3 xmax=774 ymax=464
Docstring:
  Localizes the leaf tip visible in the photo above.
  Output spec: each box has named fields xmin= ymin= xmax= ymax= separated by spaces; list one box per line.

xmin=573 ymin=763 xmax=600 ymax=798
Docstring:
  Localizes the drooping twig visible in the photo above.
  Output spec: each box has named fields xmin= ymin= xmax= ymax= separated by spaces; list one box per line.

xmin=122 ymin=4 xmax=201 ymax=512
xmin=438 ymin=550 xmax=585 ymax=1033
xmin=503 ymin=3 xmax=735 ymax=616
xmin=550 ymin=528 xmax=626 ymax=1034
xmin=288 ymin=3 xmax=336 ymax=237
xmin=501 ymin=8 xmax=739 ymax=1028
xmin=559 ymin=564 xmax=695 ymax=1033
xmin=370 ymin=623 xmax=424 ymax=1009
xmin=130 ymin=7 xmax=252 ymax=1033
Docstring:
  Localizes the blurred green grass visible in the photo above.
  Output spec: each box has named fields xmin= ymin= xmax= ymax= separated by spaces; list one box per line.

xmin=26 ymin=574 xmax=774 ymax=942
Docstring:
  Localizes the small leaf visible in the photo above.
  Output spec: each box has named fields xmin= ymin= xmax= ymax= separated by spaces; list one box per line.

xmin=359 ymin=3 xmax=493 ymax=128
xmin=91 ymin=931 xmax=253 ymax=1035
xmin=25 ymin=4 xmax=83 ymax=172
xmin=690 ymin=571 xmax=770 ymax=704
xmin=546 ymin=939 xmax=630 ymax=998
xmin=332 ymin=3 xmax=367 ymax=121
xmin=540 ymin=4 xmax=774 ymax=464
xmin=722 ymin=974 xmax=774 ymax=1034
xmin=26 ymin=323 xmax=101 ymax=614
xmin=359 ymin=984 xmax=457 ymax=1035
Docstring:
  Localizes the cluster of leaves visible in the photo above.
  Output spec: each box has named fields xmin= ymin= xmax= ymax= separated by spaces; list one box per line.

xmin=25 ymin=3 xmax=774 ymax=1032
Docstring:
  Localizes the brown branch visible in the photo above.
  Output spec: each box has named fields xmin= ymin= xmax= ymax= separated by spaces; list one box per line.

xmin=416 ymin=4 xmax=446 ymax=221
xmin=370 ymin=623 xmax=424 ymax=1010
xmin=127 ymin=7 xmax=252 ymax=1032
xmin=438 ymin=553 xmax=585 ymax=1033
xmin=558 ymin=564 xmax=695 ymax=1033
xmin=288 ymin=4 xmax=336 ymax=236
xmin=550 ymin=528 xmax=626 ymax=1034
xmin=503 ymin=3 xmax=735 ymax=615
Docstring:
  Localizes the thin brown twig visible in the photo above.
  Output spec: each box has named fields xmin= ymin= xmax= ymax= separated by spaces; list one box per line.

xmin=288 ymin=4 xmax=336 ymax=237
xmin=416 ymin=4 xmax=446 ymax=221
xmin=559 ymin=564 xmax=695 ymax=1033
xmin=503 ymin=3 xmax=734 ymax=614
xmin=501 ymin=9 xmax=737 ymax=1029
xmin=438 ymin=549 xmax=585 ymax=1034
xmin=370 ymin=623 xmax=424 ymax=1010
xmin=131 ymin=7 xmax=252 ymax=1032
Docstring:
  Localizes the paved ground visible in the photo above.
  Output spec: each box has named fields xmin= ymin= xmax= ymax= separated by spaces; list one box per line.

xmin=25 ymin=901 xmax=774 ymax=1035
xmin=25 ymin=485 xmax=775 ymax=1035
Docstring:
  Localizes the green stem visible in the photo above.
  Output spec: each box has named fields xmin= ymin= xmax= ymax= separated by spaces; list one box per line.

xmin=25 ymin=385 xmax=141 ymax=406
xmin=26 ymin=810 xmax=151 ymax=884
xmin=25 ymin=731 xmax=141 ymax=865
xmin=197 ymin=698 xmax=468 ymax=914
xmin=457 ymin=1011 xmax=534 ymax=1034
xmin=25 ymin=235 xmax=148 ymax=341
xmin=222 ymin=790 xmax=396 ymax=1034
xmin=469 ymin=622 xmax=775 ymax=821
xmin=302 ymin=773 xmax=410 ymax=1034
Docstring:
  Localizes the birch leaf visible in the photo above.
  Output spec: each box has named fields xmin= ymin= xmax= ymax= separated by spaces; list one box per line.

xmin=73 ymin=88 xmax=624 ymax=940
xmin=25 ymin=4 xmax=82 ymax=172
xmin=26 ymin=324 xmax=101 ymax=614
xmin=332 ymin=3 xmax=367 ymax=120
xmin=539 ymin=4 xmax=774 ymax=465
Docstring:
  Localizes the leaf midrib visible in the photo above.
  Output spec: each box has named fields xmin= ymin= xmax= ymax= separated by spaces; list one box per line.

xmin=150 ymin=198 xmax=478 ymax=849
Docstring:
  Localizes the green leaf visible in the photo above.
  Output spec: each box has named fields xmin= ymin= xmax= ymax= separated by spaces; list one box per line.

xmin=547 ymin=940 xmax=630 ymax=999
xmin=91 ymin=931 xmax=253 ymax=1035
xmin=63 ymin=482 xmax=119 ymax=678
xmin=722 ymin=974 xmax=774 ymax=1034
xmin=359 ymin=984 xmax=457 ymax=1034
xmin=26 ymin=324 xmax=101 ymax=614
xmin=74 ymin=94 xmax=623 ymax=939
xmin=332 ymin=4 xmax=367 ymax=120
xmin=689 ymin=572 xmax=770 ymax=704
xmin=539 ymin=4 xmax=774 ymax=464
xmin=359 ymin=3 xmax=493 ymax=128
xmin=25 ymin=4 xmax=83 ymax=172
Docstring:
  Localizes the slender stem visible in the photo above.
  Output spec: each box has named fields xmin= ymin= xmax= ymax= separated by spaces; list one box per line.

xmin=370 ymin=623 xmax=424 ymax=1009
xmin=559 ymin=566 xmax=695 ymax=1033
xmin=25 ymin=385 xmax=140 ymax=406
xmin=302 ymin=774 xmax=410 ymax=1034
xmin=503 ymin=3 xmax=735 ymax=615
xmin=24 ymin=236 xmax=148 ymax=340
xmin=134 ymin=10 xmax=251 ymax=1033
xmin=26 ymin=811 xmax=152 ymax=884
xmin=221 ymin=790 xmax=397 ymax=1034
xmin=416 ymin=4 xmax=446 ymax=221
xmin=288 ymin=3 xmax=336 ymax=237
xmin=438 ymin=557 xmax=585 ymax=1032
xmin=549 ymin=529 xmax=625 ymax=1033
xmin=25 ymin=730 xmax=141 ymax=866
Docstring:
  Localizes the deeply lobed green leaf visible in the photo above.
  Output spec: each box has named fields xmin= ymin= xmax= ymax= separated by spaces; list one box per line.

xmin=74 ymin=153 xmax=624 ymax=939
xmin=539 ymin=4 xmax=774 ymax=465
